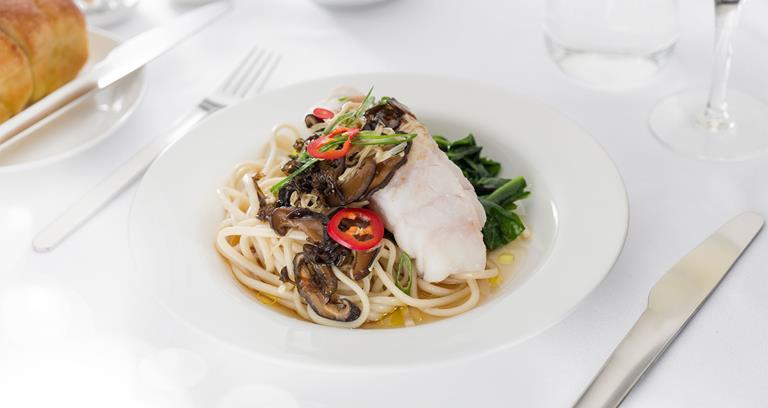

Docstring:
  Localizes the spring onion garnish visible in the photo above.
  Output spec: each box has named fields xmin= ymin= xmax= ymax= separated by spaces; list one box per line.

xmin=352 ymin=86 xmax=375 ymax=121
xmin=322 ymin=111 xmax=354 ymax=135
xmin=270 ymin=157 xmax=319 ymax=193
xmin=296 ymin=149 xmax=311 ymax=161
xmin=318 ymin=138 xmax=345 ymax=152
xmin=351 ymin=131 xmax=416 ymax=146
xmin=323 ymin=87 xmax=375 ymax=135
xmin=318 ymin=131 xmax=416 ymax=152
xmin=394 ymin=251 xmax=414 ymax=294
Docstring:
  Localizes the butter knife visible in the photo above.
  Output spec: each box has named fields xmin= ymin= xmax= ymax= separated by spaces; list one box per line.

xmin=574 ymin=212 xmax=764 ymax=408
xmin=0 ymin=1 xmax=230 ymax=150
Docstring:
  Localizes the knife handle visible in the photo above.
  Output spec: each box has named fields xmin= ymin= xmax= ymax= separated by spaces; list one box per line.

xmin=0 ymin=75 xmax=98 ymax=149
xmin=573 ymin=309 xmax=678 ymax=408
xmin=31 ymin=107 xmax=211 ymax=252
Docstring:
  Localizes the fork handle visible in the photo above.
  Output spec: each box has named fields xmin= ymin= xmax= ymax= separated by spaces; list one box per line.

xmin=32 ymin=107 xmax=211 ymax=252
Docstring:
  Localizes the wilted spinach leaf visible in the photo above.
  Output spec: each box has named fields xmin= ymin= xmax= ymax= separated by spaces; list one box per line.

xmin=480 ymin=199 xmax=526 ymax=250
xmin=433 ymin=134 xmax=530 ymax=250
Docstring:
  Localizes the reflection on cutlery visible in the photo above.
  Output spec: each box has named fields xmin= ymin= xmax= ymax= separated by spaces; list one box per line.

xmin=0 ymin=1 xmax=230 ymax=151
xmin=32 ymin=47 xmax=281 ymax=252
xmin=574 ymin=212 xmax=764 ymax=408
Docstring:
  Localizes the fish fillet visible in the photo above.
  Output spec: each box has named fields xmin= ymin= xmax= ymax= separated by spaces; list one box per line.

xmin=370 ymin=117 xmax=487 ymax=282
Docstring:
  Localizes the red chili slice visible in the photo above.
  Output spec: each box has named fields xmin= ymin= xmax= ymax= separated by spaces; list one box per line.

xmin=312 ymin=107 xmax=335 ymax=120
xmin=307 ymin=127 xmax=359 ymax=160
xmin=328 ymin=208 xmax=384 ymax=251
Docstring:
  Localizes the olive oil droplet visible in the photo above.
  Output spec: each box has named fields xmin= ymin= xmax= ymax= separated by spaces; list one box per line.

xmin=497 ymin=253 xmax=515 ymax=265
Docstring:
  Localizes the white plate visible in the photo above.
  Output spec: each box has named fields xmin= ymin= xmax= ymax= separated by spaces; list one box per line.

xmin=0 ymin=28 xmax=145 ymax=171
xmin=129 ymin=74 xmax=628 ymax=369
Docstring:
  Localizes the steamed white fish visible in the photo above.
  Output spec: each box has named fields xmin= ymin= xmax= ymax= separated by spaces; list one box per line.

xmin=370 ymin=116 xmax=487 ymax=283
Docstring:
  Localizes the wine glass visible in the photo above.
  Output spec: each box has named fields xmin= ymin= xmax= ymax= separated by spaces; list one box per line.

xmin=75 ymin=0 xmax=140 ymax=26
xmin=650 ymin=0 xmax=768 ymax=161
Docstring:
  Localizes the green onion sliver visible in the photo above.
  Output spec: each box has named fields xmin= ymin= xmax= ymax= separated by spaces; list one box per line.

xmin=353 ymin=86 xmax=375 ymax=120
xmin=270 ymin=158 xmax=319 ymax=193
xmin=394 ymin=252 xmax=414 ymax=295
xmin=352 ymin=133 xmax=416 ymax=146
xmin=323 ymin=111 xmax=354 ymax=135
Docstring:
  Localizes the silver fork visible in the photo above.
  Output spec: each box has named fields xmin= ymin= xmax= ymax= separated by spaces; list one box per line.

xmin=33 ymin=47 xmax=281 ymax=252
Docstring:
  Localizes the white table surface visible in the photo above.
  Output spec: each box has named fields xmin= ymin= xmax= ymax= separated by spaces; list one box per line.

xmin=2 ymin=0 xmax=768 ymax=407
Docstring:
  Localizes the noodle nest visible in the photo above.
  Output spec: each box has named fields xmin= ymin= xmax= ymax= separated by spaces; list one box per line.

xmin=215 ymin=123 xmax=502 ymax=328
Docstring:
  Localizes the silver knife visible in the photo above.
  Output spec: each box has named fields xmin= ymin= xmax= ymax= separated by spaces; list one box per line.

xmin=574 ymin=212 xmax=764 ymax=408
xmin=0 ymin=1 xmax=230 ymax=150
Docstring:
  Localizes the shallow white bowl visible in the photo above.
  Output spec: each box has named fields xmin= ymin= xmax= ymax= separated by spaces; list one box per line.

xmin=129 ymin=74 xmax=628 ymax=369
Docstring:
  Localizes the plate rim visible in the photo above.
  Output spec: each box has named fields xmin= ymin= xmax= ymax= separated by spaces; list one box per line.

xmin=0 ymin=27 xmax=147 ymax=172
xmin=129 ymin=72 xmax=629 ymax=369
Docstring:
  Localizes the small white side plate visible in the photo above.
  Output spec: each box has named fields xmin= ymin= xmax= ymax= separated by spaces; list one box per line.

xmin=0 ymin=28 xmax=146 ymax=171
xmin=129 ymin=74 xmax=628 ymax=369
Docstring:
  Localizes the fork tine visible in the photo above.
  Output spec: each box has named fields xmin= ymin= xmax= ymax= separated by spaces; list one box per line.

xmin=232 ymin=51 xmax=274 ymax=98
xmin=218 ymin=47 xmax=256 ymax=92
xmin=228 ymin=49 xmax=267 ymax=95
xmin=253 ymin=52 xmax=281 ymax=95
xmin=222 ymin=48 xmax=265 ymax=94
xmin=219 ymin=48 xmax=265 ymax=94
xmin=234 ymin=51 xmax=272 ymax=98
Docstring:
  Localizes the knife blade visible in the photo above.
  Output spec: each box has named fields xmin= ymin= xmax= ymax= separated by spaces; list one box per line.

xmin=574 ymin=212 xmax=764 ymax=408
xmin=0 ymin=1 xmax=230 ymax=149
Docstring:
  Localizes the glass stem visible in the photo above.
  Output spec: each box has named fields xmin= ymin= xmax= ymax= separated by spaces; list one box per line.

xmin=701 ymin=0 xmax=742 ymax=131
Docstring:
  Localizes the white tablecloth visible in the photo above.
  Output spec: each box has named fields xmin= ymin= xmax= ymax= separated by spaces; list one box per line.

xmin=2 ymin=1 xmax=767 ymax=407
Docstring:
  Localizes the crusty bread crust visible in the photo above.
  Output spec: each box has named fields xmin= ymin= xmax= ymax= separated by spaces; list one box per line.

xmin=0 ymin=0 xmax=58 ymax=102
xmin=0 ymin=29 xmax=33 ymax=122
xmin=0 ymin=0 xmax=87 ymax=123
xmin=30 ymin=0 xmax=88 ymax=101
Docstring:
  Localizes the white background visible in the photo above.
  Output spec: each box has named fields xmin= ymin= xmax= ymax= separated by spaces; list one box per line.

xmin=2 ymin=0 xmax=768 ymax=407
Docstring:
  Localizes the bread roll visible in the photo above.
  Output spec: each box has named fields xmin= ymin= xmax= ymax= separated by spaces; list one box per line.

xmin=0 ymin=30 xmax=33 ymax=123
xmin=0 ymin=0 xmax=88 ymax=123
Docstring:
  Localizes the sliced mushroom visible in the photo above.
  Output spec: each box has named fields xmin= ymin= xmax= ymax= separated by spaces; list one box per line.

xmin=340 ymin=157 xmax=376 ymax=201
xmin=340 ymin=247 xmax=381 ymax=280
xmin=254 ymin=176 xmax=277 ymax=220
xmin=293 ymin=138 xmax=305 ymax=152
xmin=269 ymin=207 xmax=326 ymax=244
xmin=314 ymin=263 xmax=337 ymax=297
xmin=325 ymin=157 xmax=376 ymax=207
xmin=305 ymin=114 xmax=322 ymax=128
xmin=388 ymin=98 xmax=415 ymax=118
xmin=280 ymin=159 xmax=300 ymax=175
xmin=294 ymin=253 xmax=360 ymax=322
xmin=276 ymin=183 xmax=295 ymax=207
xmin=303 ymin=242 xmax=350 ymax=267
xmin=362 ymin=150 xmax=410 ymax=200
xmin=344 ymin=145 xmax=364 ymax=167
xmin=314 ymin=159 xmax=346 ymax=190
xmin=279 ymin=266 xmax=290 ymax=283
xmin=285 ymin=158 xmax=345 ymax=206
xmin=362 ymin=98 xmax=414 ymax=130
